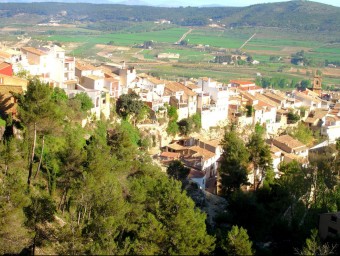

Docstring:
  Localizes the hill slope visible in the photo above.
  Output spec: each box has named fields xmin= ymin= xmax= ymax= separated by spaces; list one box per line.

xmin=0 ymin=1 xmax=339 ymax=32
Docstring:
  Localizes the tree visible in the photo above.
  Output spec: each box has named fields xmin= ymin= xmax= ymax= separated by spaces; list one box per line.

xmin=143 ymin=40 xmax=153 ymax=49
xmin=178 ymin=118 xmax=193 ymax=135
xmin=277 ymin=161 xmax=312 ymax=222
xmin=288 ymin=123 xmax=314 ymax=146
xmin=166 ymin=104 xmax=179 ymax=136
xmin=15 ymin=78 xmax=66 ymax=185
xmin=300 ymin=79 xmax=311 ymax=89
xmin=219 ymin=129 xmax=250 ymax=195
xmin=221 ymin=225 xmax=254 ymax=255
xmin=0 ymin=139 xmax=18 ymax=175
xmin=166 ymin=160 xmax=190 ymax=181
xmin=167 ymin=104 xmax=178 ymax=121
xmin=116 ymin=92 xmax=145 ymax=124
xmin=57 ymin=125 xmax=87 ymax=212
xmin=191 ymin=113 xmax=201 ymax=131
xmin=73 ymin=92 xmax=94 ymax=112
xmin=308 ymin=147 xmax=339 ymax=210
xmin=0 ymin=156 xmax=30 ymax=254
xmin=295 ymin=229 xmax=337 ymax=256
xmin=127 ymin=172 xmax=215 ymax=255
xmin=287 ymin=110 xmax=300 ymax=124
xmin=247 ymin=130 xmax=274 ymax=190
xmin=180 ymin=39 xmax=188 ymax=46
xmin=24 ymin=193 xmax=56 ymax=255
xmin=166 ymin=120 xmax=179 ymax=136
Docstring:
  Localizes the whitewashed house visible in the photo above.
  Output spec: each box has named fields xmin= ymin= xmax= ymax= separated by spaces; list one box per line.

xmin=197 ymin=77 xmax=229 ymax=130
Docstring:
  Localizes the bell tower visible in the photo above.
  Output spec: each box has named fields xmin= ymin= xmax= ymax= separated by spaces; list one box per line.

xmin=312 ymin=75 xmax=322 ymax=96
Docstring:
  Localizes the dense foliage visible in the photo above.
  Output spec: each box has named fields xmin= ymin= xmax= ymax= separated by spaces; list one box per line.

xmin=0 ymin=80 xmax=214 ymax=254
xmin=217 ymin=126 xmax=340 ymax=255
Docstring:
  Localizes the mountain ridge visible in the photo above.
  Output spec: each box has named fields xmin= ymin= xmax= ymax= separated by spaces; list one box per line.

xmin=0 ymin=1 xmax=339 ymax=32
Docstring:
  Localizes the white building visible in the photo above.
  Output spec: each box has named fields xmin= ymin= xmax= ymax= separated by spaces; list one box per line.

xmin=294 ymin=91 xmax=322 ymax=110
xmin=197 ymin=77 xmax=229 ymax=130
xmin=321 ymin=114 xmax=340 ymax=143
xmin=165 ymin=81 xmax=197 ymax=121
xmin=21 ymin=45 xmax=76 ymax=89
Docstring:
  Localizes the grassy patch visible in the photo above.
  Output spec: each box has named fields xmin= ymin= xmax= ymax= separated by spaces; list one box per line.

xmin=0 ymin=118 xmax=6 ymax=127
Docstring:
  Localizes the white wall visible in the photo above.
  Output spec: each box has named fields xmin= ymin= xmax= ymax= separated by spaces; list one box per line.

xmin=190 ymin=177 xmax=206 ymax=190
xmin=201 ymin=106 xmax=228 ymax=130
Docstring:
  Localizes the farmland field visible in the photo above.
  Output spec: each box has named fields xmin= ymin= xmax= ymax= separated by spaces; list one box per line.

xmin=46 ymin=27 xmax=187 ymax=46
xmin=3 ymin=22 xmax=340 ymax=87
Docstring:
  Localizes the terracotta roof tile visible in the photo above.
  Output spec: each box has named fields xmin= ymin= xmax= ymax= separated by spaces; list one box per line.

xmin=22 ymin=47 xmax=46 ymax=56
xmin=76 ymin=61 xmax=99 ymax=71
xmin=160 ymin=151 xmax=180 ymax=158
xmin=165 ymin=81 xmax=196 ymax=97
xmin=190 ymin=146 xmax=215 ymax=160
xmin=167 ymin=143 xmax=186 ymax=151
xmin=0 ymin=62 xmax=11 ymax=70
xmin=273 ymin=135 xmax=307 ymax=152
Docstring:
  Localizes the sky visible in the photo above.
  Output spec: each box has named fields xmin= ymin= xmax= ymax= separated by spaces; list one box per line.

xmin=3 ymin=0 xmax=340 ymax=7
xmin=146 ymin=0 xmax=340 ymax=7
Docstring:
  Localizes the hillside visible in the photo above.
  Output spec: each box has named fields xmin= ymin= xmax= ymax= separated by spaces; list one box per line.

xmin=0 ymin=1 xmax=340 ymax=31
xmin=222 ymin=1 xmax=340 ymax=31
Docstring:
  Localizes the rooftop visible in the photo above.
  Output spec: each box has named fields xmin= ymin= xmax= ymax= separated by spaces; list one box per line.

xmin=160 ymin=151 xmax=180 ymax=158
xmin=22 ymin=47 xmax=46 ymax=56
xmin=165 ymin=81 xmax=196 ymax=97
xmin=263 ymin=91 xmax=287 ymax=102
xmin=305 ymin=108 xmax=329 ymax=124
xmin=273 ymin=134 xmax=307 ymax=151
xmin=84 ymin=75 xmax=103 ymax=81
xmin=230 ymin=80 xmax=255 ymax=86
xmin=0 ymin=62 xmax=11 ymax=70
xmin=167 ymin=143 xmax=186 ymax=151
xmin=295 ymin=91 xmax=322 ymax=103
xmin=76 ymin=61 xmax=99 ymax=71
xmin=190 ymin=146 xmax=216 ymax=161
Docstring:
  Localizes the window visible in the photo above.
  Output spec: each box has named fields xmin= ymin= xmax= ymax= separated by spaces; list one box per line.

xmin=331 ymin=215 xmax=337 ymax=222
xmin=328 ymin=227 xmax=338 ymax=235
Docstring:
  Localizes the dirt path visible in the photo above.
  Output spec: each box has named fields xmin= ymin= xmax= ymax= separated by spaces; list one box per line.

xmin=176 ymin=28 xmax=193 ymax=44
xmin=239 ymin=33 xmax=256 ymax=50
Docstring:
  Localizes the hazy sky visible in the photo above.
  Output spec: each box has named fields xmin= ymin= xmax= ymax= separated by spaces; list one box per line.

xmin=154 ymin=0 xmax=340 ymax=7
xmin=6 ymin=0 xmax=340 ymax=7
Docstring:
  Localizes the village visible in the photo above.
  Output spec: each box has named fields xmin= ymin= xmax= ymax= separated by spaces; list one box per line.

xmin=1 ymin=43 xmax=340 ymax=196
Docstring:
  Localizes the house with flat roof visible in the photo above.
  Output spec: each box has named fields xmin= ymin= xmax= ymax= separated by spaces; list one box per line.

xmin=271 ymin=134 xmax=309 ymax=165
xmin=165 ymin=81 xmax=197 ymax=121
xmin=21 ymin=45 xmax=77 ymax=89
xmin=197 ymin=77 xmax=229 ymax=130
xmin=319 ymin=212 xmax=340 ymax=240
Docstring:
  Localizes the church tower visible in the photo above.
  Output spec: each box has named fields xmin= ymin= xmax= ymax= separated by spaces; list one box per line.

xmin=312 ymin=75 xmax=322 ymax=96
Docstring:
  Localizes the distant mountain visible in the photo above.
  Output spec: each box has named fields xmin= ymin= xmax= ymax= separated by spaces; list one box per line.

xmin=0 ymin=1 xmax=339 ymax=32
xmin=114 ymin=0 xmax=150 ymax=6
xmin=0 ymin=0 xmax=223 ymax=6
xmin=0 ymin=0 xmax=113 ymax=3
xmin=220 ymin=1 xmax=340 ymax=31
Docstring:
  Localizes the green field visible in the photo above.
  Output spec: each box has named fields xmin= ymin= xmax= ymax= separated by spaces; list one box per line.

xmin=15 ymin=24 xmax=339 ymax=87
xmin=46 ymin=27 xmax=187 ymax=46
xmin=186 ymin=29 xmax=248 ymax=49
